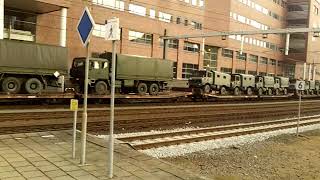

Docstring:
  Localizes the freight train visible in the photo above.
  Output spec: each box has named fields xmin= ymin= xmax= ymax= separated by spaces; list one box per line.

xmin=189 ymin=69 xmax=320 ymax=97
xmin=0 ymin=40 xmax=173 ymax=96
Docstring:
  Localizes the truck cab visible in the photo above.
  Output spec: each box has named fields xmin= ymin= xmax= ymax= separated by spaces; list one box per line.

xmin=70 ymin=57 xmax=110 ymax=94
xmin=255 ymin=76 xmax=275 ymax=96
xmin=231 ymin=74 xmax=255 ymax=95
xmin=189 ymin=70 xmax=213 ymax=94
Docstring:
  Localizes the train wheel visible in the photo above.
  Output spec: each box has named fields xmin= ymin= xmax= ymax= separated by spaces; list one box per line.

xmin=258 ymin=88 xmax=263 ymax=96
xmin=220 ymin=87 xmax=227 ymax=95
xmin=95 ymin=81 xmax=109 ymax=95
xmin=203 ymin=84 xmax=211 ymax=94
xmin=234 ymin=87 xmax=240 ymax=96
xmin=137 ymin=82 xmax=148 ymax=95
xmin=149 ymin=83 xmax=159 ymax=96
xmin=25 ymin=78 xmax=43 ymax=94
xmin=247 ymin=87 xmax=253 ymax=96
xmin=268 ymin=89 xmax=273 ymax=96
xmin=2 ymin=77 xmax=22 ymax=94
xmin=275 ymin=89 xmax=280 ymax=96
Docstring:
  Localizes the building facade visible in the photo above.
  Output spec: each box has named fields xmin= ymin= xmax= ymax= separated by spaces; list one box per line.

xmin=1 ymin=0 xmax=320 ymax=80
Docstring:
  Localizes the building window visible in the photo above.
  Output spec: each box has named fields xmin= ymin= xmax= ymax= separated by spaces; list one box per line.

xmin=249 ymin=55 xmax=258 ymax=63
xmin=129 ymin=31 xmax=152 ymax=44
xmin=150 ymin=9 xmax=155 ymax=18
xmin=259 ymin=72 xmax=267 ymax=76
xmin=260 ymin=57 xmax=268 ymax=64
xmin=129 ymin=4 xmax=146 ymax=16
xmin=236 ymin=51 xmax=247 ymax=61
xmin=221 ymin=67 xmax=232 ymax=73
xmin=176 ymin=17 xmax=181 ymax=24
xmin=93 ymin=24 xmax=106 ymax=38
xmin=191 ymin=21 xmax=202 ymax=30
xmin=184 ymin=19 xmax=189 ymax=26
xmin=159 ymin=12 xmax=172 ymax=23
xmin=314 ymin=5 xmax=319 ymax=15
xmin=92 ymin=0 xmax=124 ymax=10
xmin=235 ymin=69 xmax=246 ymax=74
xmin=248 ymin=71 xmax=257 ymax=75
xmin=204 ymin=46 xmax=218 ymax=71
xmin=222 ymin=49 xmax=233 ymax=58
xmin=270 ymin=59 xmax=276 ymax=65
xmin=182 ymin=63 xmax=199 ymax=79
xmin=183 ymin=41 xmax=199 ymax=53
xmin=160 ymin=39 xmax=179 ymax=49
xmin=173 ymin=62 xmax=177 ymax=78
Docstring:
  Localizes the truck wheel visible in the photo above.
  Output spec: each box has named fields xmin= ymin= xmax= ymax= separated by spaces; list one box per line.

xmin=268 ymin=89 xmax=273 ymax=96
xmin=284 ymin=88 xmax=288 ymax=95
xmin=275 ymin=89 xmax=280 ymax=96
xmin=203 ymin=84 xmax=211 ymax=94
xmin=2 ymin=77 xmax=22 ymax=94
xmin=258 ymin=88 xmax=263 ymax=96
xmin=95 ymin=81 xmax=109 ymax=95
xmin=149 ymin=83 xmax=159 ymax=96
xmin=25 ymin=78 xmax=43 ymax=94
xmin=247 ymin=87 xmax=253 ymax=96
xmin=220 ymin=87 xmax=227 ymax=95
xmin=234 ymin=87 xmax=240 ymax=96
xmin=137 ymin=83 xmax=148 ymax=95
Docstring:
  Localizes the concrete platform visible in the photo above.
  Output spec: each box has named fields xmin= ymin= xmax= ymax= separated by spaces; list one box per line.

xmin=0 ymin=131 xmax=206 ymax=180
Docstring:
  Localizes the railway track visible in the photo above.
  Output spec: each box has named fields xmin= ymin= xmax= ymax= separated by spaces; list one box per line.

xmin=0 ymin=100 xmax=319 ymax=135
xmin=118 ymin=115 xmax=320 ymax=150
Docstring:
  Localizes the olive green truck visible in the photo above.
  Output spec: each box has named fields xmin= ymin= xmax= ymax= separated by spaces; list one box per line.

xmin=0 ymin=40 xmax=68 ymax=94
xmin=0 ymin=40 xmax=173 ymax=95
xmin=70 ymin=52 xmax=173 ymax=95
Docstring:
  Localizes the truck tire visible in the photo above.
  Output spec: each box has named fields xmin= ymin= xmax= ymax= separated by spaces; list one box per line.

xmin=2 ymin=77 xmax=22 ymax=94
xmin=95 ymin=81 xmax=109 ymax=95
xmin=234 ymin=87 xmax=240 ymax=96
xmin=137 ymin=82 xmax=148 ymax=95
xmin=268 ymin=89 xmax=273 ymax=96
xmin=203 ymin=84 xmax=211 ymax=94
xmin=247 ymin=87 xmax=253 ymax=96
xmin=25 ymin=78 xmax=43 ymax=94
xmin=149 ymin=83 xmax=159 ymax=96
xmin=283 ymin=88 xmax=288 ymax=95
xmin=220 ymin=87 xmax=227 ymax=95
xmin=258 ymin=88 xmax=263 ymax=96
xmin=275 ymin=89 xmax=280 ymax=96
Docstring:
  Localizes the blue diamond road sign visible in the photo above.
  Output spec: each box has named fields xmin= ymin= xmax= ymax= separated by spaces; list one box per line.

xmin=77 ymin=7 xmax=95 ymax=47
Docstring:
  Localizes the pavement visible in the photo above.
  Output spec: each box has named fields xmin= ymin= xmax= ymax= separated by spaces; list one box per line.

xmin=0 ymin=131 xmax=207 ymax=180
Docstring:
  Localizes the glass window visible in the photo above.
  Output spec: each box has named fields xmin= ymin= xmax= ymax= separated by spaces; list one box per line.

xmin=270 ymin=59 xmax=276 ymax=65
xmin=236 ymin=51 xmax=247 ymax=61
xmin=221 ymin=67 xmax=232 ymax=73
xmin=159 ymin=12 xmax=172 ymax=23
xmin=184 ymin=41 xmax=199 ymax=53
xmin=93 ymin=24 xmax=106 ymax=38
xmin=249 ymin=54 xmax=258 ymax=63
xmin=182 ymin=63 xmax=199 ymax=79
xmin=150 ymin=9 xmax=155 ymax=18
xmin=129 ymin=4 xmax=146 ymax=16
xmin=235 ymin=69 xmax=246 ymax=74
xmin=260 ymin=57 xmax=268 ymax=64
xmin=160 ymin=39 xmax=179 ymax=49
xmin=129 ymin=30 xmax=152 ymax=44
xmin=92 ymin=0 xmax=124 ymax=11
xmin=222 ymin=49 xmax=233 ymax=58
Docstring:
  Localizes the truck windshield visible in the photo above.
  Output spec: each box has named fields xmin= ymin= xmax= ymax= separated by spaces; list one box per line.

xmin=73 ymin=59 xmax=85 ymax=67
xmin=192 ymin=70 xmax=207 ymax=77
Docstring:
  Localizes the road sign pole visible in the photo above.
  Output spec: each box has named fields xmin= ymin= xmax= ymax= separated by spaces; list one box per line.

xmin=108 ymin=40 xmax=116 ymax=178
xmin=72 ymin=109 xmax=78 ymax=159
xmin=81 ymin=42 xmax=90 ymax=165
xmin=296 ymin=90 xmax=302 ymax=136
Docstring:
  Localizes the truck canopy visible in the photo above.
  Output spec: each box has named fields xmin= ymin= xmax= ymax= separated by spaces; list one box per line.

xmin=0 ymin=40 xmax=68 ymax=76
xmin=116 ymin=54 xmax=173 ymax=81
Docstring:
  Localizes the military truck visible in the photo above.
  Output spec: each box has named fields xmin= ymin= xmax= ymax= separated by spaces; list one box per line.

xmin=274 ymin=77 xmax=289 ymax=95
xmin=255 ymin=76 xmax=275 ymax=96
xmin=230 ymin=74 xmax=255 ymax=95
xmin=0 ymin=40 xmax=68 ymax=94
xmin=189 ymin=70 xmax=231 ymax=95
xmin=70 ymin=53 xmax=173 ymax=95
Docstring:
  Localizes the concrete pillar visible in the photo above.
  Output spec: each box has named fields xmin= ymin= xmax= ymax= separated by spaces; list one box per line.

xmin=303 ymin=63 xmax=307 ymax=80
xmin=309 ymin=64 xmax=312 ymax=81
xmin=0 ymin=0 xmax=4 ymax=40
xmin=60 ymin=8 xmax=67 ymax=47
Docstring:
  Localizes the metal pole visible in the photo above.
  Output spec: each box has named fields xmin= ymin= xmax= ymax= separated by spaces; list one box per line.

xmin=303 ymin=63 xmax=307 ymax=80
xmin=0 ymin=0 xmax=3 ymax=40
xmin=60 ymin=8 xmax=68 ymax=47
xmin=108 ymin=40 xmax=116 ymax=178
xmin=163 ymin=29 xmax=168 ymax=60
xmin=309 ymin=64 xmax=312 ymax=81
xmin=72 ymin=110 xmax=78 ymax=159
xmin=285 ymin=33 xmax=290 ymax=55
xmin=80 ymin=42 xmax=89 ymax=165
xmin=296 ymin=91 xmax=301 ymax=136
xmin=240 ymin=35 xmax=244 ymax=55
